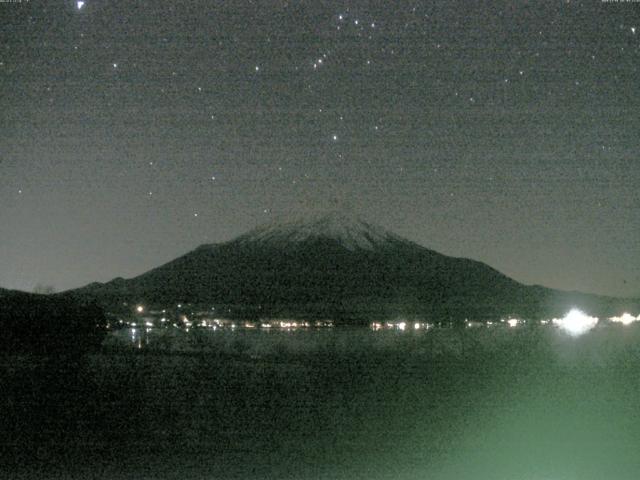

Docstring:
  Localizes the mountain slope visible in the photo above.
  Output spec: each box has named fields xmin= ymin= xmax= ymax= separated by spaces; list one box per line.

xmin=64 ymin=213 xmax=638 ymax=323
xmin=0 ymin=288 xmax=107 ymax=353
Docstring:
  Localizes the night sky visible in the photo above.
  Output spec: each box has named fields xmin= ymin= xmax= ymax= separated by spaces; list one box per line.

xmin=1 ymin=0 xmax=639 ymax=298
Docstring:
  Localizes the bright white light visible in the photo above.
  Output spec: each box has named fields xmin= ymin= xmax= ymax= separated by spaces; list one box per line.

xmin=136 ymin=305 xmax=144 ymax=313
xmin=506 ymin=318 xmax=519 ymax=328
xmin=77 ymin=1 xmax=85 ymax=9
xmin=610 ymin=313 xmax=638 ymax=326
xmin=397 ymin=322 xmax=406 ymax=331
xmin=414 ymin=322 xmax=421 ymax=330
xmin=554 ymin=309 xmax=599 ymax=336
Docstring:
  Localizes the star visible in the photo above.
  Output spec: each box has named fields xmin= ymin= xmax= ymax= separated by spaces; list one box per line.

xmin=632 ymin=27 xmax=636 ymax=34
xmin=332 ymin=134 xmax=338 ymax=141
xmin=76 ymin=1 xmax=85 ymax=10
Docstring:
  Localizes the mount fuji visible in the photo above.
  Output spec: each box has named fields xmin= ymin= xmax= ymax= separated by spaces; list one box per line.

xmin=64 ymin=212 xmax=637 ymax=323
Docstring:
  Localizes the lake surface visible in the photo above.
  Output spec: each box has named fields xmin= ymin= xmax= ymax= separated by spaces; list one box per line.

xmin=3 ymin=324 xmax=640 ymax=479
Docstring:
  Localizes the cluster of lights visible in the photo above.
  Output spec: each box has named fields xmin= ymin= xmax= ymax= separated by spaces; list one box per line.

xmin=552 ymin=309 xmax=599 ymax=336
xmin=506 ymin=318 xmax=520 ymax=328
xmin=124 ymin=316 xmax=335 ymax=330
xmin=465 ymin=320 xmax=484 ymax=328
xmin=609 ymin=313 xmax=640 ymax=326
xmin=370 ymin=321 xmax=433 ymax=331
xmin=125 ymin=306 xmax=638 ymax=338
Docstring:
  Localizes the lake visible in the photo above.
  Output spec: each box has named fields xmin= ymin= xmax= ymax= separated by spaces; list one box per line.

xmin=2 ymin=323 xmax=640 ymax=479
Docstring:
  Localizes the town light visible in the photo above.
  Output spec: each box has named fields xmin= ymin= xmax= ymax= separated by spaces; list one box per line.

xmin=506 ymin=318 xmax=519 ymax=328
xmin=553 ymin=309 xmax=598 ymax=336
xmin=609 ymin=313 xmax=638 ymax=326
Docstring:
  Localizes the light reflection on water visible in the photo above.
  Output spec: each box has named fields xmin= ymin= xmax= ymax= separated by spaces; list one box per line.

xmin=9 ymin=322 xmax=640 ymax=480
xmin=128 ymin=327 xmax=151 ymax=349
xmin=99 ymin=323 xmax=640 ymax=479
xmin=112 ymin=323 xmax=435 ymax=350
xmin=106 ymin=321 xmax=640 ymax=367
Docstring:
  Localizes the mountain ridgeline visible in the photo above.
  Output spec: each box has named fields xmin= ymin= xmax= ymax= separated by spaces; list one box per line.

xmin=65 ymin=214 xmax=637 ymax=324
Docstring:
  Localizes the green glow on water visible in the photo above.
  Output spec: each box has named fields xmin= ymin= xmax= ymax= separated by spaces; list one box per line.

xmin=4 ymin=325 xmax=640 ymax=479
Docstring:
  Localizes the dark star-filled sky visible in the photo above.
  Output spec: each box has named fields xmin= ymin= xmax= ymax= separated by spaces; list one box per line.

xmin=1 ymin=0 xmax=639 ymax=297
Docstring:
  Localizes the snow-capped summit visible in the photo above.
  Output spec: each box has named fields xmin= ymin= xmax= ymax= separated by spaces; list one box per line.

xmin=235 ymin=211 xmax=407 ymax=251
